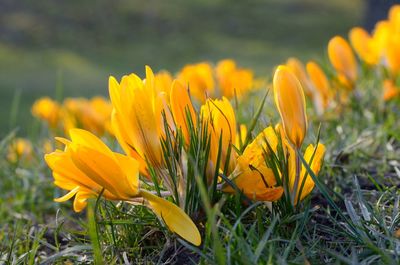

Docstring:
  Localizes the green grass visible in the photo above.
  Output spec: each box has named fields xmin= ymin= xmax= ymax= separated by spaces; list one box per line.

xmin=1 ymin=76 xmax=400 ymax=264
xmin=4 ymin=1 xmax=400 ymax=264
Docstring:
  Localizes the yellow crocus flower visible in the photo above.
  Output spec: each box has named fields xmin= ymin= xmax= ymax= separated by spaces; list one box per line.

xmin=31 ymin=97 xmax=61 ymax=128
xmin=155 ymin=70 xmax=173 ymax=98
xmin=383 ymin=79 xmax=399 ymax=101
xmin=201 ymin=97 xmax=237 ymax=178
xmin=286 ymin=57 xmax=313 ymax=98
xmin=225 ymin=127 xmax=284 ymax=201
xmin=109 ymin=66 xmax=164 ymax=175
xmin=178 ymin=62 xmax=215 ymax=103
xmin=328 ymin=36 xmax=358 ymax=89
xmin=225 ymin=126 xmax=325 ymax=203
xmin=349 ymin=27 xmax=380 ymax=66
xmin=61 ymin=97 xmax=112 ymax=136
xmin=45 ymin=129 xmax=201 ymax=246
xmin=306 ymin=61 xmax=331 ymax=113
xmin=372 ymin=20 xmax=390 ymax=59
xmin=287 ymin=142 xmax=326 ymax=203
xmin=7 ymin=138 xmax=33 ymax=163
xmin=386 ymin=35 xmax=400 ymax=77
xmin=170 ymin=80 xmax=197 ymax=145
xmin=89 ymin=96 xmax=114 ymax=135
xmin=273 ymin=65 xmax=308 ymax=149
xmin=215 ymin=59 xmax=254 ymax=99
xmin=389 ymin=5 xmax=400 ymax=33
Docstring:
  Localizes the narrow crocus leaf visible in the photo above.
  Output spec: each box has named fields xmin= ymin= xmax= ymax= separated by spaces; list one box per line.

xmin=273 ymin=65 xmax=308 ymax=148
xmin=140 ymin=190 xmax=201 ymax=246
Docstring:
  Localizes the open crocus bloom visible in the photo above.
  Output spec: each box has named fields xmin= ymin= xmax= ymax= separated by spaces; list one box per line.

xmin=109 ymin=66 xmax=198 ymax=175
xmin=224 ymin=127 xmax=283 ymax=201
xmin=45 ymin=128 xmax=201 ymax=246
xmin=109 ymin=66 xmax=165 ymax=176
xmin=225 ymin=126 xmax=325 ymax=204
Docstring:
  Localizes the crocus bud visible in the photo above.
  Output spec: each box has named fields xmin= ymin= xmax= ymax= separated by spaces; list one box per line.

xmin=306 ymin=61 xmax=331 ymax=113
xmin=328 ymin=36 xmax=358 ymax=88
xmin=273 ymin=65 xmax=308 ymax=148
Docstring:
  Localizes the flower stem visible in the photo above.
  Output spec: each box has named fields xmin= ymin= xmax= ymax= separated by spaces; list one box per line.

xmin=291 ymin=149 xmax=301 ymax=207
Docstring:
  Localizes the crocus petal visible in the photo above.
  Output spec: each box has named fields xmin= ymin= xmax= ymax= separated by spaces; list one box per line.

xmin=139 ymin=190 xmax=201 ymax=246
xmin=201 ymin=97 xmax=237 ymax=177
xmin=273 ymin=65 xmax=308 ymax=148
xmin=328 ymin=36 xmax=358 ymax=87
xmin=349 ymin=27 xmax=379 ymax=65
xmin=386 ymin=36 xmax=400 ymax=77
xmin=178 ymin=62 xmax=215 ymax=102
xmin=225 ymin=165 xmax=283 ymax=202
xmin=111 ymin=111 xmax=149 ymax=176
xmin=383 ymin=79 xmax=399 ymax=101
xmin=69 ymin=144 xmax=135 ymax=199
xmin=45 ymin=151 xmax=102 ymax=193
xmin=54 ymin=186 xmax=80 ymax=202
xmin=286 ymin=57 xmax=313 ymax=97
xmin=306 ymin=61 xmax=331 ymax=111
xmin=170 ymin=80 xmax=197 ymax=145
xmin=237 ymin=126 xmax=278 ymax=169
xmin=69 ymin=128 xmax=115 ymax=159
xmin=73 ymin=190 xmax=93 ymax=212
xmin=296 ymin=143 xmax=326 ymax=202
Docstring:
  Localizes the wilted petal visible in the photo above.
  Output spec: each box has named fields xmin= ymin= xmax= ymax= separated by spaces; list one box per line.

xmin=140 ymin=190 xmax=201 ymax=246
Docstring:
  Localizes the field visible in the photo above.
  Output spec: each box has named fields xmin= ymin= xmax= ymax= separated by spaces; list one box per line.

xmin=3 ymin=0 xmax=400 ymax=264
xmin=0 ymin=0 xmax=363 ymax=135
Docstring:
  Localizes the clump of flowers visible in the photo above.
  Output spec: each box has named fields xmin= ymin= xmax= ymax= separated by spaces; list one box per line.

xmin=177 ymin=59 xmax=256 ymax=102
xmin=347 ymin=4 xmax=400 ymax=101
xmin=286 ymin=58 xmax=332 ymax=116
xmin=225 ymin=65 xmax=326 ymax=210
xmin=43 ymin=59 xmax=327 ymax=247
xmin=45 ymin=129 xmax=201 ymax=245
xmin=32 ymin=96 xmax=113 ymax=136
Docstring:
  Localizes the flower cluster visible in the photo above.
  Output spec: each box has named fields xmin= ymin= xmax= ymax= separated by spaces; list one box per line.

xmin=284 ymin=4 xmax=400 ymax=117
xmin=32 ymin=96 xmax=113 ymax=136
xmin=40 ymin=59 xmax=325 ymax=246
xmin=349 ymin=5 xmax=400 ymax=100
xmin=178 ymin=59 xmax=255 ymax=102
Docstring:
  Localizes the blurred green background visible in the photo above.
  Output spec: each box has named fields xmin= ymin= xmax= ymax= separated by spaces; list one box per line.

xmin=0 ymin=0 xmax=364 ymax=136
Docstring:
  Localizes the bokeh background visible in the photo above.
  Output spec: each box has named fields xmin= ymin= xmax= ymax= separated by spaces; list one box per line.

xmin=0 ymin=0 xmax=379 ymax=136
